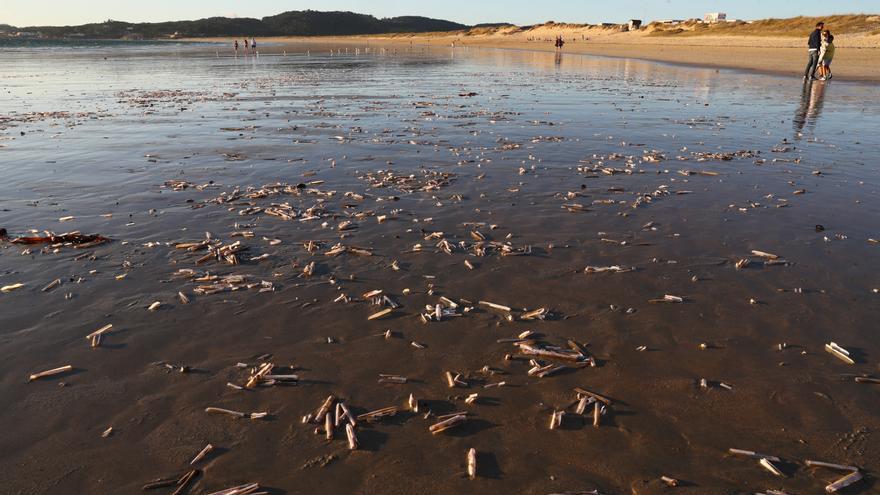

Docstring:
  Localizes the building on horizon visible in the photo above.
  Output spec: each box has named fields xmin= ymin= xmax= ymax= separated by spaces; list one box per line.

xmin=704 ymin=12 xmax=727 ymax=23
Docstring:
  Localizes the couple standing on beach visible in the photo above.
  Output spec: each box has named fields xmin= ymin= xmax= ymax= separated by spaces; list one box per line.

xmin=554 ymin=36 xmax=565 ymax=50
xmin=804 ymin=21 xmax=835 ymax=81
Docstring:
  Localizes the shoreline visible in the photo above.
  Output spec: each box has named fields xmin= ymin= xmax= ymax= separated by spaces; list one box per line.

xmin=188 ymin=34 xmax=880 ymax=83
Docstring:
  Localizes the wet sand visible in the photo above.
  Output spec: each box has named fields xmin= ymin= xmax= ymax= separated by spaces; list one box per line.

xmin=1 ymin=42 xmax=880 ymax=494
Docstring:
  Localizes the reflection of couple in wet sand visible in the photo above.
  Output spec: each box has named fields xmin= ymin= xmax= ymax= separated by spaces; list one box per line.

xmin=804 ymin=21 xmax=835 ymax=82
xmin=794 ymin=77 xmax=827 ymax=137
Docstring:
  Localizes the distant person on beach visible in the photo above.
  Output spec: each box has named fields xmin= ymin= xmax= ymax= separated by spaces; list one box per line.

xmin=818 ymin=30 xmax=835 ymax=81
xmin=554 ymin=36 xmax=565 ymax=50
xmin=804 ymin=21 xmax=824 ymax=81
xmin=234 ymin=39 xmax=239 ymax=55
xmin=251 ymin=38 xmax=257 ymax=54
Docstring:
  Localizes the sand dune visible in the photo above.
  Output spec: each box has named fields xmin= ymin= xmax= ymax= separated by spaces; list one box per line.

xmin=376 ymin=19 xmax=880 ymax=81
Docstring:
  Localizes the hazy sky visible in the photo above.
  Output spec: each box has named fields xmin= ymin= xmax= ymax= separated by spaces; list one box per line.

xmin=1 ymin=0 xmax=877 ymax=27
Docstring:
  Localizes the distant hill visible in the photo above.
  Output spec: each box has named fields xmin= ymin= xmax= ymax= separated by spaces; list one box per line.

xmin=0 ymin=23 xmax=16 ymax=32
xmin=262 ymin=11 xmax=466 ymax=35
xmin=13 ymin=10 xmax=469 ymax=39
xmin=31 ymin=18 xmax=270 ymax=39
xmin=382 ymin=16 xmax=468 ymax=33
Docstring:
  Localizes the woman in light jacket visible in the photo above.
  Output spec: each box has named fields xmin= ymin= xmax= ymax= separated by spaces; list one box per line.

xmin=818 ymin=30 xmax=835 ymax=81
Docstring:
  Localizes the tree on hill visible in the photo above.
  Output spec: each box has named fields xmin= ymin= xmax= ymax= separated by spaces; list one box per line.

xmin=262 ymin=10 xmax=383 ymax=35
xmin=381 ymin=16 xmax=468 ymax=33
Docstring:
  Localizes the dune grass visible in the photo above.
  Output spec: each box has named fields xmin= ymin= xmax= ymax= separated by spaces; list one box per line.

xmin=650 ymin=14 xmax=880 ymax=37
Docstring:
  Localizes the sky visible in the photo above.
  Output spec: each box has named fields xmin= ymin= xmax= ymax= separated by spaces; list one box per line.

xmin=1 ymin=0 xmax=877 ymax=27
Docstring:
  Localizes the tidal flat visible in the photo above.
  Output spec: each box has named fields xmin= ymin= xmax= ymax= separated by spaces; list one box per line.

xmin=1 ymin=41 xmax=879 ymax=494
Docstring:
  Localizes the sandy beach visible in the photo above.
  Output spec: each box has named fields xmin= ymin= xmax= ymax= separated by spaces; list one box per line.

xmin=2 ymin=38 xmax=880 ymax=495
xmin=191 ymin=23 xmax=880 ymax=82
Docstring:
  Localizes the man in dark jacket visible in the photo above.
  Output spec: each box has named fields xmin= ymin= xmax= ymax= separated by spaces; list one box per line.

xmin=804 ymin=22 xmax=825 ymax=80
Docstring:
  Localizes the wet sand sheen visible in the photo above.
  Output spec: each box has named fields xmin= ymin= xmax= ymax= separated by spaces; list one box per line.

xmin=1 ymin=42 xmax=879 ymax=494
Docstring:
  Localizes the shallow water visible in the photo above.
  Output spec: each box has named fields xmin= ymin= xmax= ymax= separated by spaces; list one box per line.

xmin=1 ymin=42 xmax=879 ymax=494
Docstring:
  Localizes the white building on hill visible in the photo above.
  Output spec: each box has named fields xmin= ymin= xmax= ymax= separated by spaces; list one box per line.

xmin=704 ymin=12 xmax=727 ymax=23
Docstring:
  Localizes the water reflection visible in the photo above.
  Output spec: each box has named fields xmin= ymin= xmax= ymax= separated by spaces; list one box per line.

xmin=793 ymin=80 xmax=827 ymax=138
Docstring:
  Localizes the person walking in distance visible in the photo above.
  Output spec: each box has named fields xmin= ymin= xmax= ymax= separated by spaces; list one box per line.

xmin=804 ymin=21 xmax=824 ymax=81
